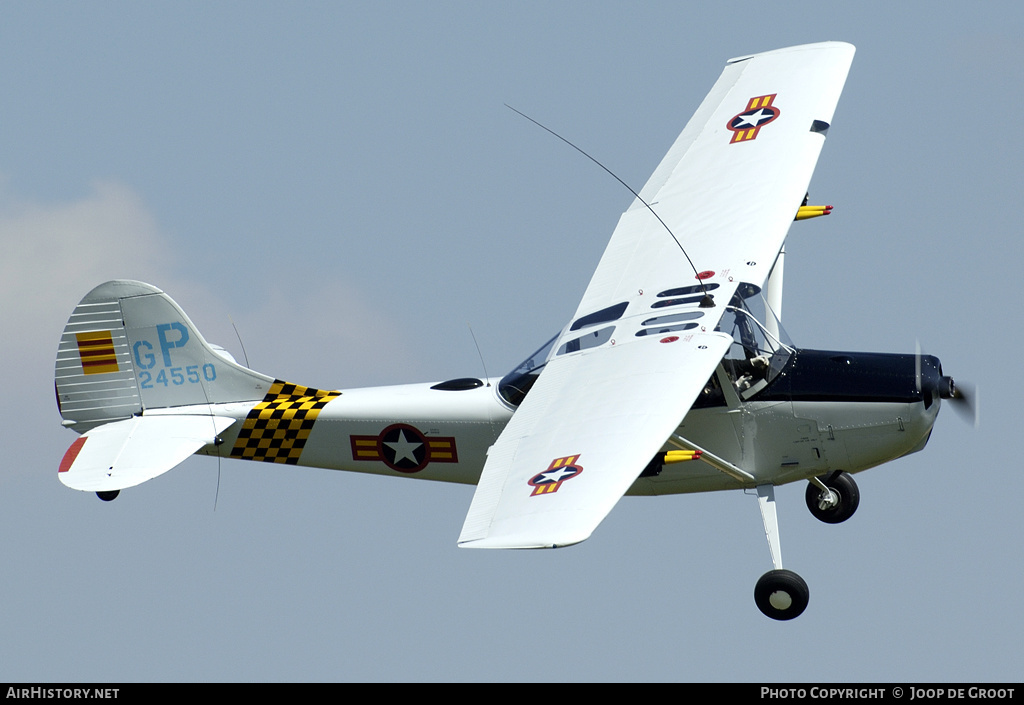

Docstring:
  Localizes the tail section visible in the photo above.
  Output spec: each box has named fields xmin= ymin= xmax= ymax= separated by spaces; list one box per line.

xmin=55 ymin=280 xmax=274 ymax=432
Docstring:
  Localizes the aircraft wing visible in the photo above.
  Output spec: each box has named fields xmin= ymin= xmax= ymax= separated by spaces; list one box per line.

xmin=459 ymin=331 xmax=733 ymax=548
xmin=459 ymin=42 xmax=855 ymax=549
xmin=59 ymin=415 xmax=235 ymax=493
xmin=575 ymin=41 xmax=855 ymax=318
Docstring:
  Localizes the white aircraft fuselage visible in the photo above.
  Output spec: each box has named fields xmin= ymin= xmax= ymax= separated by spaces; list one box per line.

xmin=169 ymin=346 xmax=942 ymax=497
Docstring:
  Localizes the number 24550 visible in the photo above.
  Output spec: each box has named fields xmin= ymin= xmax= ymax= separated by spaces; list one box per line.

xmin=139 ymin=363 xmax=216 ymax=389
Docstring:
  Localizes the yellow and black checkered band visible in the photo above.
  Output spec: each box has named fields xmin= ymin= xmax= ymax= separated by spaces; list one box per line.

xmin=230 ymin=380 xmax=342 ymax=465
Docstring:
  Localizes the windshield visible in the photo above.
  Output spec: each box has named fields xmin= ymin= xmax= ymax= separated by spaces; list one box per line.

xmin=716 ymin=286 xmax=794 ymax=399
xmin=498 ymin=334 xmax=558 ymax=406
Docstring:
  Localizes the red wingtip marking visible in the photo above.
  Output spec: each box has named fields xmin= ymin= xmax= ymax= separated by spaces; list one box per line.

xmin=59 ymin=437 xmax=87 ymax=473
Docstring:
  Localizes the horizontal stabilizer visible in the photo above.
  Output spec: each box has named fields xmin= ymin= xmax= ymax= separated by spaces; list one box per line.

xmin=58 ymin=415 xmax=235 ymax=492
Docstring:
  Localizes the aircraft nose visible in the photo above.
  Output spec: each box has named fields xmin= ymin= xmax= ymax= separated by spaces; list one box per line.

xmin=919 ymin=355 xmax=978 ymax=426
xmin=937 ymin=374 xmax=956 ymax=399
xmin=916 ymin=354 xmax=946 ymax=409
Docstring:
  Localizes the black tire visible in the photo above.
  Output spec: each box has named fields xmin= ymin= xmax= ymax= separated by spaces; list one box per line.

xmin=96 ymin=490 xmax=119 ymax=502
xmin=805 ymin=471 xmax=859 ymax=524
xmin=754 ymin=569 xmax=809 ymax=620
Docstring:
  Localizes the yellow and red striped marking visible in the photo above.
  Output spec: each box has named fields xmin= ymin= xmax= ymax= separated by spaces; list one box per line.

xmin=76 ymin=331 xmax=119 ymax=375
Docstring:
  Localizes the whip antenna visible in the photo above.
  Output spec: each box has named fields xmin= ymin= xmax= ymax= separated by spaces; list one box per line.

xmin=467 ymin=323 xmax=491 ymax=387
xmin=504 ymin=104 xmax=714 ymax=308
xmin=230 ymin=317 xmax=251 ymax=369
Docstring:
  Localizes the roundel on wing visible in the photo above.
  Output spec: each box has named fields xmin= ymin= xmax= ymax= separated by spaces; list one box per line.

xmin=528 ymin=455 xmax=584 ymax=496
xmin=727 ymin=94 xmax=780 ymax=143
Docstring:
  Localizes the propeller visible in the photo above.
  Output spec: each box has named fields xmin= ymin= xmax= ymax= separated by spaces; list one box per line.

xmin=947 ymin=379 xmax=980 ymax=428
xmin=916 ymin=340 xmax=979 ymax=428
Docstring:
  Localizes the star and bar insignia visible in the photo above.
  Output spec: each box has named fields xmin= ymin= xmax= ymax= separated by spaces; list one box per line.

xmin=350 ymin=423 xmax=458 ymax=474
xmin=528 ymin=455 xmax=583 ymax=496
xmin=727 ymin=94 xmax=780 ymax=143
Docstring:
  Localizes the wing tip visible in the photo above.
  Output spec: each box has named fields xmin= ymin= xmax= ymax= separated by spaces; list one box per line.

xmin=457 ymin=533 xmax=589 ymax=550
xmin=58 ymin=436 xmax=88 ymax=474
xmin=727 ymin=40 xmax=856 ymax=65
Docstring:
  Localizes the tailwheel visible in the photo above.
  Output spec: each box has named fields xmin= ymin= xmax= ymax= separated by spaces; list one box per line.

xmin=754 ymin=569 xmax=809 ymax=620
xmin=805 ymin=471 xmax=859 ymax=524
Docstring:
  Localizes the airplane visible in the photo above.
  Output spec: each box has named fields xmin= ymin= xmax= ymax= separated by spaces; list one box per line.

xmin=53 ymin=41 xmax=969 ymax=620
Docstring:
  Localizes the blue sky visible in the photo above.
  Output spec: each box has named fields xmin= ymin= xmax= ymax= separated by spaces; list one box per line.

xmin=1 ymin=1 xmax=1020 ymax=682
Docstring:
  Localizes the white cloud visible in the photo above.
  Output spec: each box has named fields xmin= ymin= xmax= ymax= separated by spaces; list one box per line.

xmin=0 ymin=179 xmax=181 ymax=473
xmin=0 ymin=177 xmax=425 ymax=406
xmin=0 ymin=179 xmax=172 ymax=342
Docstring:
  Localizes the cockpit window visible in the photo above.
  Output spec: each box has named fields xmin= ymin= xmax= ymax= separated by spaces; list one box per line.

xmin=657 ymin=282 xmax=720 ymax=298
xmin=558 ymin=326 xmax=614 ymax=354
xmin=651 ymin=295 xmax=710 ymax=308
xmin=635 ymin=322 xmax=697 ymax=337
xmin=570 ymin=302 xmax=628 ymax=331
xmin=499 ymin=284 xmax=795 ymax=408
xmin=716 ymin=286 xmax=794 ymax=399
xmin=498 ymin=334 xmax=558 ymax=406
xmin=641 ymin=311 xmax=704 ymax=326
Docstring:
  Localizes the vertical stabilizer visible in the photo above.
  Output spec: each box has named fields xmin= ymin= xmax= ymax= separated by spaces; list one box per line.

xmin=55 ymin=280 xmax=274 ymax=432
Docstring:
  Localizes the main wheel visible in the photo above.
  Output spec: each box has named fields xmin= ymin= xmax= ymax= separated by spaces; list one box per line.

xmin=805 ymin=471 xmax=859 ymax=524
xmin=754 ymin=569 xmax=809 ymax=620
xmin=96 ymin=490 xmax=119 ymax=502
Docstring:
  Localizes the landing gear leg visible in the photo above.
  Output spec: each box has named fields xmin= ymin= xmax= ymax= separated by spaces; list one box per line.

xmin=754 ymin=484 xmax=809 ymax=620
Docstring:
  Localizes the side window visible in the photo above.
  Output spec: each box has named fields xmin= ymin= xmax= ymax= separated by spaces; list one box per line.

xmin=557 ymin=326 xmax=614 ymax=355
xmin=570 ymin=302 xmax=628 ymax=331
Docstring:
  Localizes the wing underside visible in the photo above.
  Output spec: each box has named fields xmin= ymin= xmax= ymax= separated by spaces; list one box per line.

xmin=460 ymin=331 xmax=733 ymax=548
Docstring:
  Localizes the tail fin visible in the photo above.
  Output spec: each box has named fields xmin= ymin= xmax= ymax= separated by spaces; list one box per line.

xmin=55 ymin=280 xmax=274 ymax=431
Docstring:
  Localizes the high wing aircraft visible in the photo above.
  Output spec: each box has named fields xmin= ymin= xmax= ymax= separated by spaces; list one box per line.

xmin=54 ymin=42 xmax=968 ymax=620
